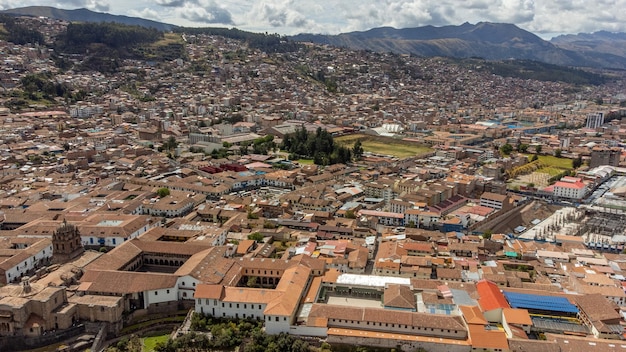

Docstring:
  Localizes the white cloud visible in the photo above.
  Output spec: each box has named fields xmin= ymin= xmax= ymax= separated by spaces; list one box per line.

xmin=1 ymin=0 xmax=626 ymax=35
xmin=128 ymin=7 xmax=161 ymax=21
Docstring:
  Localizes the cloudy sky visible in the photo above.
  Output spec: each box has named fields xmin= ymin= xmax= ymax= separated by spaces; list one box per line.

xmin=1 ymin=0 xmax=625 ymax=38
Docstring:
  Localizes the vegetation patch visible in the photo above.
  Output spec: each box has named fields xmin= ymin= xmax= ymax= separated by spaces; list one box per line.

xmin=463 ymin=58 xmax=609 ymax=85
xmin=535 ymin=155 xmax=574 ymax=169
xmin=143 ymin=334 xmax=169 ymax=352
xmin=336 ymin=134 xmax=432 ymax=158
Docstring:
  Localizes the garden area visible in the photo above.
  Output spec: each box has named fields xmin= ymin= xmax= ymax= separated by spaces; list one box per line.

xmin=507 ymin=155 xmax=575 ymax=190
xmin=335 ymin=134 xmax=432 ymax=158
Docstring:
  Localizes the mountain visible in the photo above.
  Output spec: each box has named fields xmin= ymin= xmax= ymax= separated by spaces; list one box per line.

xmin=551 ymin=31 xmax=626 ymax=59
xmin=0 ymin=6 xmax=176 ymax=31
xmin=291 ymin=22 xmax=626 ymax=69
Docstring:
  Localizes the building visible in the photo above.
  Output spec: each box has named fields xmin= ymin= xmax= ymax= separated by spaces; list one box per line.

xmin=479 ymin=192 xmax=508 ymax=210
xmin=552 ymin=177 xmax=587 ymax=200
xmin=590 ymin=147 xmax=621 ymax=168
xmin=585 ymin=112 xmax=605 ymax=129
xmin=51 ymin=220 xmax=84 ymax=264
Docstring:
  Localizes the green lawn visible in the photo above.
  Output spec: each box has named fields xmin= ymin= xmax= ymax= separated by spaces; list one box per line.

xmin=535 ymin=155 xmax=573 ymax=169
xmin=336 ymin=134 xmax=432 ymax=158
xmin=143 ymin=334 xmax=169 ymax=352
xmin=296 ymin=159 xmax=314 ymax=165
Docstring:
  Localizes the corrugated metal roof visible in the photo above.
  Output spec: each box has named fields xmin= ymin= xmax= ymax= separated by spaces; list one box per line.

xmin=503 ymin=291 xmax=578 ymax=313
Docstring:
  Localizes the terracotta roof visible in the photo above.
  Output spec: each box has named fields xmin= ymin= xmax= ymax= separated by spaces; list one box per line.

xmin=459 ymin=305 xmax=487 ymax=325
xmin=508 ymin=339 xmax=559 ymax=352
xmin=502 ymin=308 xmax=532 ymax=325
xmin=308 ymin=304 xmax=467 ymax=332
xmin=383 ymin=284 xmax=416 ymax=310
xmin=194 ymin=284 xmax=224 ymax=300
xmin=79 ymin=270 xmax=178 ymax=294
xmin=467 ymin=325 xmax=509 ymax=350
xmin=476 ymin=280 xmax=510 ymax=311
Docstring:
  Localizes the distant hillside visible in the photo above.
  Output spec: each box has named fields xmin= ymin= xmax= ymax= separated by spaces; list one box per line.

xmin=0 ymin=6 xmax=176 ymax=31
xmin=291 ymin=22 xmax=626 ymax=69
xmin=552 ymin=31 xmax=626 ymax=59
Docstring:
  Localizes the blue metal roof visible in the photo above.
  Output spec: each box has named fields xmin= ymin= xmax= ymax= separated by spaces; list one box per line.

xmin=503 ymin=291 xmax=579 ymax=314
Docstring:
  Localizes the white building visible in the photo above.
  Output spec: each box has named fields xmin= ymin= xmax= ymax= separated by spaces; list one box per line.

xmin=552 ymin=177 xmax=587 ymax=200
xmin=585 ymin=112 xmax=605 ymax=129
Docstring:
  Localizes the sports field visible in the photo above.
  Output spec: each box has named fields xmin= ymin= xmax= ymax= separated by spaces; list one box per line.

xmin=336 ymin=134 xmax=432 ymax=158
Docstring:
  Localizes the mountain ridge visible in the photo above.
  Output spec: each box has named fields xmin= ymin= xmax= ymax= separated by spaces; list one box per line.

xmin=291 ymin=23 xmax=626 ymax=69
xmin=0 ymin=6 xmax=176 ymax=31
xmin=2 ymin=6 xmax=626 ymax=69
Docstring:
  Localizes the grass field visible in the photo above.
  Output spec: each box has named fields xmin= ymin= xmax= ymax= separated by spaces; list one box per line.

xmin=143 ymin=334 xmax=169 ymax=352
xmin=296 ymin=159 xmax=314 ymax=165
xmin=534 ymin=155 xmax=573 ymax=169
xmin=336 ymin=134 xmax=432 ymax=158
xmin=535 ymin=167 xmax=565 ymax=176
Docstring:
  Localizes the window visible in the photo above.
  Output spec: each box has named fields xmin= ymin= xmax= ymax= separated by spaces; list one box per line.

xmin=275 ymin=317 xmax=279 ymax=322
xmin=155 ymin=291 xmax=158 ymax=295
xmin=167 ymin=290 xmax=170 ymax=294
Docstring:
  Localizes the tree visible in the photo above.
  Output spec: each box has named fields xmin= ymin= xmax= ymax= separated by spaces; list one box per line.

xmin=535 ymin=145 xmax=542 ymax=154
xmin=573 ymin=155 xmax=583 ymax=168
xmin=156 ymin=187 xmax=170 ymax=198
xmin=483 ymin=229 xmax=493 ymax=239
xmin=248 ymin=232 xmax=264 ymax=242
xmin=530 ymin=154 xmax=538 ymax=162
xmin=352 ymin=139 xmax=364 ymax=160
xmin=554 ymin=149 xmax=562 ymax=158
xmin=517 ymin=143 xmax=528 ymax=153
xmin=247 ymin=276 xmax=258 ymax=288
xmin=499 ymin=143 xmax=513 ymax=156
xmin=163 ymin=136 xmax=178 ymax=151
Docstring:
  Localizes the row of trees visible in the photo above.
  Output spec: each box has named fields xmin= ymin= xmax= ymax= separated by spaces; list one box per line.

xmin=149 ymin=315 xmax=310 ymax=352
xmin=58 ymin=22 xmax=163 ymax=51
xmin=0 ymin=15 xmax=45 ymax=45
xmin=281 ymin=126 xmax=352 ymax=165
xmin=175 ymin=27 xmax=301 ymax=53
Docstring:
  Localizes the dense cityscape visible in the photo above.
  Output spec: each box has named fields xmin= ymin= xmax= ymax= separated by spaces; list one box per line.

xmin=2 ymin=13 xmax=626 ymax=352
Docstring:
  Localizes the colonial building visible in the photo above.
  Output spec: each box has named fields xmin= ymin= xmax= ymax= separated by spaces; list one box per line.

xmin=52 ymin=220 xmax=84 ymax=264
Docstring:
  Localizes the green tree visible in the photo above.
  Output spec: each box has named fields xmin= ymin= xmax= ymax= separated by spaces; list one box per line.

xmin=535 ymin=145 xmax=542 ymax=154
xmin=352 ymin=139 xmax=364 ymax=160
xmin=573 ymin=155 xmax=583 ymax=168
xmin=248 ymin=232 xmax=264 ymax=242
xmin=554 ymin=149 xmax=562 ymax=158
xmin=483 ymin=229 xmax=493 ymax=239
xmin=517 ymin=143 xmax=528 ymax=153
xmin=163 ymin=136 xmax=178 ymax=151
xmin=499 ymin=143 xmax=513 ymax=156
xmin=156 ymin=187 xmax=170 ymax=198
xmin=530 ymin=154 xmax=538 ymax=162
xmin=247 ymin=276 xmax=258 ymax=288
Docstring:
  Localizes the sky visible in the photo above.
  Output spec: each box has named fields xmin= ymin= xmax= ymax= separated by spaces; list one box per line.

xmin=1 ymin=0 xmax=626 ymax=38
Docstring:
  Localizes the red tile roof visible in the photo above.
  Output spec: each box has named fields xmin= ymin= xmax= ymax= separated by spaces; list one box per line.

xmin=476 ymin=280 xmax=510 ymax=312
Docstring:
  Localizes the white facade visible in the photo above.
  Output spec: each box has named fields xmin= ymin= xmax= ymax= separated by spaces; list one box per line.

xmin=176 ymin=276 xmax=199 ymax=300
xmin=3 ymin=242 xmax=53 ymax=284
xmin=553 ymin=184 xmax=586 ymax=199
xmin=585 ymin=112 xmax=605 ymax=129
xmin=196 ymin=299 xmax=268 ymax=320
xmin=479 ymin=198 xmax=504 ymax=210
xmin=145 ymin=287 xmax=178 ymax=306
xmin=82 ymin=221 xmax=159 ymax=247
